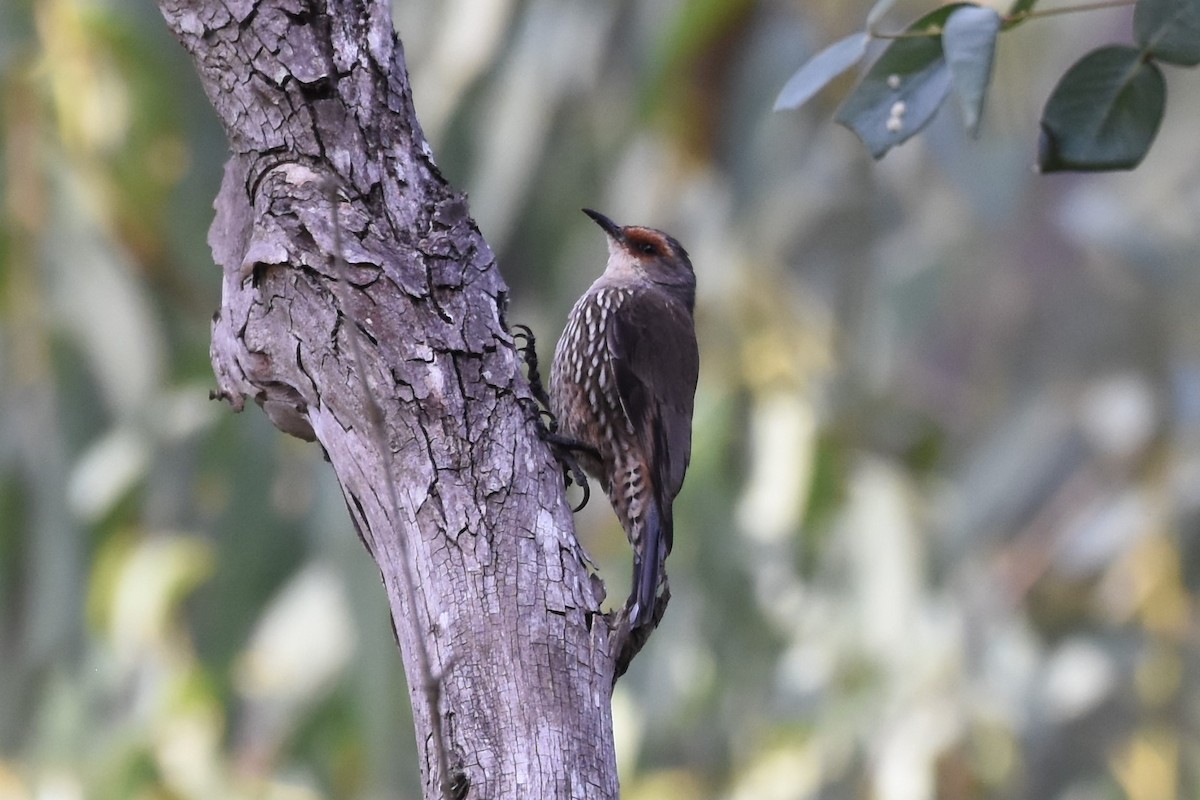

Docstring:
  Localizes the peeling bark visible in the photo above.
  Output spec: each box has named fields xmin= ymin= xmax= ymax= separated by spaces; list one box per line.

xmin=158 ymin=1 xmax=621 ymax=796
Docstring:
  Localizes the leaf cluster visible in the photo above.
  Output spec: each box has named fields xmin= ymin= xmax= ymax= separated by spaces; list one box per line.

xmin=774 ymin=0 xmax=1200 ymax=171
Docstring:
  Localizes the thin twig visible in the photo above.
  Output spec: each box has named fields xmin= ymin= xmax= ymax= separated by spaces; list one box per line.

xmin=1007 ymin=0 xmax=1135 ymax=23
xmin=870 ymin=0 xmax=1136 ymax=39
xmin=323 ymin=176 xmax=455 ymax=800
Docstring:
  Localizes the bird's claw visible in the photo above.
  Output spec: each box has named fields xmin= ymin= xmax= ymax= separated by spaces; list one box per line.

xmin=564 ymin=457 xmax=591 ymax=512
xmin=542 ymin=431 xmax=598 ymax=512
xmin=512 ymin=324 xmax=593 ymax=511
xmin=512 ymin=324 xmax=554 ymax=419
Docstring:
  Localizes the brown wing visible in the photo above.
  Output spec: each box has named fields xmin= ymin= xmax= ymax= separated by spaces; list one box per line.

xmin=608 ymin=288 xmax=699 ymax=503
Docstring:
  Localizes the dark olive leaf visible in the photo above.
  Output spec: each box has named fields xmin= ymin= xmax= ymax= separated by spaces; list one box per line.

xmin=1134 ymin=0 xmax=1200 ymax=66
xmin=943 ymin=6 xmax=1001 ymax=136
xmin=1004 ymin=0 xmax=1040 ymax=29
xmin=1038 ymin=45 xmax=1166 ymax=172
xmin=834 ymin=5 xmax=971 ymax=158
xmin=774 ymin=32 xmax=870 ymax=111
xmin=902 ymin=2 xmax=972 ymax=32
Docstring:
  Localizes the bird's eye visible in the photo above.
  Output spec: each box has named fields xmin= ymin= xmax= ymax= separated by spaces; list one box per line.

xmin=638 ymin=242 xmax=657 ymax=255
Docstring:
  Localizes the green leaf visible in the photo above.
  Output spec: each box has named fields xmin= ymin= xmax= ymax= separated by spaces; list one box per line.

xmin=835 ymin=5 xmax=971 ymax=158
xmin=1134 ymin=0 xmax=1200 ymax=66
xmin=1038 ymin=46 xmax=1166 ymax=172
xmin=943 ymin=6 xmax=1002 ymax=136
xmin=774 ymin=33 xmax=870 ymax=111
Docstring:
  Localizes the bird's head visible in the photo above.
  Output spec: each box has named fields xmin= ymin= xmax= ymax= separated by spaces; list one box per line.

xmin=583 ymin=208 xmax=695 ymax=303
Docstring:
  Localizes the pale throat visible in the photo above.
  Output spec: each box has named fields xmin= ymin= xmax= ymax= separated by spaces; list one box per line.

xmin=602 ymin=244 xmax=645 ymax=282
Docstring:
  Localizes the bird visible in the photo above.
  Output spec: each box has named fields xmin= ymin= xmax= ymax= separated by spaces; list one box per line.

xmin=549 ymin=208 xmax=699 ymax=629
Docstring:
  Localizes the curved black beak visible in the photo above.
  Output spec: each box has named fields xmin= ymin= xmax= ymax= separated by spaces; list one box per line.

xmin=582 ymin=208 xmax=623 ymax=241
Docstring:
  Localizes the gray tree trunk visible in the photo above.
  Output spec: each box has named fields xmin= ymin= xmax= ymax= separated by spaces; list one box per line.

xmin=156 ymin=1 xmax=623 ymax=797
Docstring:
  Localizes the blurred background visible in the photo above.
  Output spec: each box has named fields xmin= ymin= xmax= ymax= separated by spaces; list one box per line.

xmin=4 ymin=0 xmax=1200 ymax=797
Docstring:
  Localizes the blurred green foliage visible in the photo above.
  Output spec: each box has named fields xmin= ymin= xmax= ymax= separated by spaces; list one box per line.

xmin=4 ymin=0 xmax=1200 ymax=798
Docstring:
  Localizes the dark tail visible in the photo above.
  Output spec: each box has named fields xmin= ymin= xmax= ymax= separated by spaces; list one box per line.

xmin=630 ymin=500 xmax=671 ymax=627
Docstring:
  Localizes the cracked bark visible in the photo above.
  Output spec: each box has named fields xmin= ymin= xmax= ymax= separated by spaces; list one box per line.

xmin=157 ymin=1 xmax=622 ymax=797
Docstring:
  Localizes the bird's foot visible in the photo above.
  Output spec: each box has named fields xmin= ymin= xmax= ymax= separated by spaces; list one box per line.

xmin=543 ymin=432 xmax=597 ymax=513
xmin=512 ymin=324 xmax=553 ymax=414
xmin=511 ymin=324 xmax=596 ymax=512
